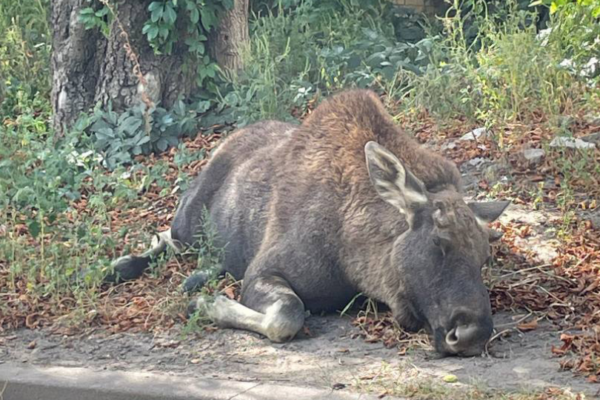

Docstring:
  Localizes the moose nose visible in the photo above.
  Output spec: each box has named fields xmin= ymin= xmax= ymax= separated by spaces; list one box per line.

xmin=443 ymin=314 xmax=493 ymax=356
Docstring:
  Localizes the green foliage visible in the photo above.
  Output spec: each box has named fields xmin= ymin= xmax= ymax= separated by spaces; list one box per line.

xmin=79 ymin=2 xmax=112 ymax=36
xmin=0 ymin=0 xmax=51 ymax=117
xmin=217 ymin=0 xmax=434 ymax=126
xmin=532 ymin=0 xmax=600 ymax=16
xmin=193 ymin=207 xmax=225 ymax=277
xmin=538 ymin=0 xmax=600 ymax=80
xmin=403 ymin=0 xmax=594 ymax=133
xmin=142 ymin=0 xmax=232 ymax=87
xmin=85 ymin=99 xmax=210 ymax=169
xmin=0 ymin=85 xmax=212 ymax=322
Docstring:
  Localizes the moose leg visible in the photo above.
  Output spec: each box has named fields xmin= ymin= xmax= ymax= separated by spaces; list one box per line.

xmin=191 ymin=275 xmax=305 ymax=342
xmin=104 ymin=229 xmax=182 ymax=283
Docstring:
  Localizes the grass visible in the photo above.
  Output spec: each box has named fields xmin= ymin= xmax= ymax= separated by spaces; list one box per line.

xmin=0 ymin=0 xmax=51 ymax=117
xmin=404 ymin=0 xmax=595 ymax=134
xmin=219 ymin=0 xmax=428 ymax=125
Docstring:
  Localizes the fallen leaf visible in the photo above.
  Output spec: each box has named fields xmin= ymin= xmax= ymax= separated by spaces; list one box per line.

xmin=443 ymin=374 xmax=458 ymax=383
xmin=517 ymin=319 xmax=538 ymax=332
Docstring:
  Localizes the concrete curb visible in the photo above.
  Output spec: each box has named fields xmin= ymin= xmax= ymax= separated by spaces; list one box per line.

xmin=0 ymin=362 xmax=403 ymax=400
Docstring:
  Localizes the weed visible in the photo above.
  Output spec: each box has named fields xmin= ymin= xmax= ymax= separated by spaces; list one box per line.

xmin=0 ymin=0 xmax=51 ymax=116
xmin=403 ymin=0 xmax=593 ymax=136
xmin=84 ymin=99 xmax=210 ymax=169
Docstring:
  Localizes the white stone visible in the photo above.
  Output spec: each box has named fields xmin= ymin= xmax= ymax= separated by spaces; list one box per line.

xmin=522 ymin=148 xmax=545 ymax=164
xmin=549 ymin=137 xmax=596 ymax=150
xmin=459 ymin=127 xmax=489 ymax=141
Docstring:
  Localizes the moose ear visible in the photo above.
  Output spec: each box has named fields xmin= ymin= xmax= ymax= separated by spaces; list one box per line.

xmin=365 ymin=141 xmax=427 ymax=214
xmin=468 ymin=201 xmax=510 ymax=223
xmin=468 ymin=201 xmax=510 ymax=243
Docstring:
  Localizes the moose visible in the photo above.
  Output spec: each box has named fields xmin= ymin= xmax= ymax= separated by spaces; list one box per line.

xmin=108 ymin=90 xmax=509 ymax=357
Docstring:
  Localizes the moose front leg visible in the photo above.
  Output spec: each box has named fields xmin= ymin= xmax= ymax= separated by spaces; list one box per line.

xmin=191 ymin=275 xmax=305 ymax=342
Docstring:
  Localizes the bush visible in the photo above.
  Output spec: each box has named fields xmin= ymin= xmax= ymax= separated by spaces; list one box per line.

xmin=85 ymin=99 xmax=210 ymax=169
xmin=0 ymin=0 xmax=51 ymax=117
xmin=404 ymin=0 xmax=594 ymax=132
xmin=540 ymin=0 xmax=600 ymax=81
xmin=217 ymin=0 xmax=434 ymax=126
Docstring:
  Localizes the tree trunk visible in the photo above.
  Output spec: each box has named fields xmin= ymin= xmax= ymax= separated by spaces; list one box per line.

xmin=51 ymin=0 xmax=248 ymax=133
xmin=51 ymin=0 xmax=106 ymax=133
xmin=209 ymin=0 xmax=250 ymax=73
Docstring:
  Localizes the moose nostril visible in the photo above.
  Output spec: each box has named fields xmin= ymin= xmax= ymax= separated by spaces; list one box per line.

xmin=446 ymin=324 xmax=485 ymax=349
xmin=445 ymin=328 xmax=459 ymax=346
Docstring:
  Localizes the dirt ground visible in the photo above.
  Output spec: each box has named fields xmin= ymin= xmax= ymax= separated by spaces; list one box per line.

xmin=1 ymin=309 xmax=598 ymax=397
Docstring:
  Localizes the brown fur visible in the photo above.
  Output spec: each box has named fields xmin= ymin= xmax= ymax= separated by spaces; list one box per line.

xmin=112 ymin=89 xmax=507 ymax=355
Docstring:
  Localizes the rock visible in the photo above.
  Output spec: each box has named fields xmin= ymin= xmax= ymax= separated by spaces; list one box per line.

xmin=481 ymin=161 xmax=510 ymax=183
xmin=549 ymin=137 xmax=596 ymax=150
xmin=584 ymin=114 xmax=600 ymax=127
xmin=441 ymin=141 xmax=457 ymax=151
xmin=521 ymin=148 xmax=545 ymax=165
xmin=459 ymin=127 xmax=490 ymax=142
xmin=580 ymin=132 xmax=600 ymax=144
xmin=468 ymin=157 xmax=487 ymax=168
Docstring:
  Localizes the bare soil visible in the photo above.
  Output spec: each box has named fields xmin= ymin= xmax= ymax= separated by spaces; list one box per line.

xmin=1 ymin=310 xmax=597 ymax=398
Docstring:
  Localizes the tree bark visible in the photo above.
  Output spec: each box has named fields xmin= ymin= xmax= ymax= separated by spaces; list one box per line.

xmin=94 ymin=1 xmax=193 ymax=114
xmin=51 ymin=0 xmax=106 ymax=133
xmin=209 ymin=0 xmax=250 ymax=73
xmin=52 ymin=0 xmax=249 ymax=133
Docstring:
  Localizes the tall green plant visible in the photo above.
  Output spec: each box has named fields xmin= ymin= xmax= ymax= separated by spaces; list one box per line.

xmin=535 ymin=0 xmax=600 ymax=80
xmin=218 ymin=0 xmax=433 ymax=125
xmin=0 ymin=0 xmax=51 ymax=116
xmin=404 ymin=0 xmax=590 ymax=133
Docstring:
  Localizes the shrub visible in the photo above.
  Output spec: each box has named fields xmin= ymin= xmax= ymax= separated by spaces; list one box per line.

xmin=0 ymin=0 xmax=51 ymax=117
xmin=84 ymin=99 xmax=210 ymax=169
xmin=217 ymin=0 xmax=434 ymax=126
xmin=404 ymin=0 xmax=594 ymax=132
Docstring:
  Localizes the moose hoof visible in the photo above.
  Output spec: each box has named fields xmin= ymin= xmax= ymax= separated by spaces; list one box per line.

xmin=182 ymin=271 xmax=212 ymax=293
xmin=103 ymin=255 xmax=148 ymax=283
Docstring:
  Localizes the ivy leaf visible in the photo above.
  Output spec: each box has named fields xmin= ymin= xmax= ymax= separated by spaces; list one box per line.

xmin=190 ymin=7 xmax=200 ymax=24
xmin=95 ymin=7 xmax=109 ymax=17
xmin=148 ymin=2 xmax=163 ymax=12
xmin=159 ymin=25 xmax=170 ymax=39
xmin=200 ymin=8 xmax=216 ymax=31
xmin=144 ymin=24 xmax=159 ymax=40
xmin=164 ymin=4 xmax=177 ymax=24
xmin=79 ymin=7 xmax=95 ymax=16
xmin=151 ymin=7 xmax=163 ymax=23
